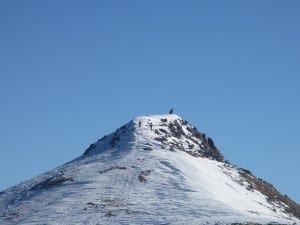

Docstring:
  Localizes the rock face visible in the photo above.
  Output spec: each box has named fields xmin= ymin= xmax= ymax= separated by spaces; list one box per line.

xmin=0 ymin=114 xmax=299 ymax=225
xmin=84 ymin=115 xmax=224 ymax=162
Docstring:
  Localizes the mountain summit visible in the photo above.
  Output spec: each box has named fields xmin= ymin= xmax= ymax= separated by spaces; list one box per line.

xmin=1 ymin=114 xmax=299 ymax=225
xmin=83 ymin=114 xmax=224 ymax=162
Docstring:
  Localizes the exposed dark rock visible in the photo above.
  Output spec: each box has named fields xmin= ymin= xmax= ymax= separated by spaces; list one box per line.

xmin=159 ymin=128 xmax=167 ymax=134
xmin=143 ymin=147 xmax=153 ymax=151
xmin=109 ymin=136 xmax=120 ymax=148
xmin=207 ymin=137 xmax=216 ymax=149
xmin=1 ymin=211 xmax=20 ymax=221
xmin=247 ymin=184 xmax=254 ymax=191
xmin=104 ymin=211 xmax=116 ymax=217
xmin=202 ymin=145 xmax=224 ymax=162
xmin=98 ymin=135 xmax=107 ymax=142
xmin=201 ymin=133 xmax=207 ymax=141
xmin=83 ymin=143 xmax=97 ymax=155
xmin=30 ymin=175 xmax=74 ymax=190
xmin=229 ymin=222 xmax=292 ymax=225
xmin=152 ymin=118 xmax=225 ymax=162
xmin=188 ymin=144 xmax=194 ymax=149
xmin=119 ymin=125 xmax=126 ymax=130
xmin=182 ymin=120 xmax=188 ymax=125
xmin=168 ymin=120 xmax=185 ymax=139
xmin=238 ymin=168 xmax=253 ymax=175
xmin=86 ymin=198 xmax=125 ymax=211
xmin=99 ymin=166 xmax=127 ymax=174
xmin=87 ymin=202 xmax=99 ymax=208
xmin=138 ymin=170 xmax=152 ymax=182
xmin=239 ymin=171 xmax=300 ymax=219
xmin=154 ymin=129 xmax=160 ymax=135
xmin=154 ymin=136 xmax=168 ymax=143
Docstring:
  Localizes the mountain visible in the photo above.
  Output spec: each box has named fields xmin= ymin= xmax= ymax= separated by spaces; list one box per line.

xmin=0 ymin=114 xmax=299 ymax=225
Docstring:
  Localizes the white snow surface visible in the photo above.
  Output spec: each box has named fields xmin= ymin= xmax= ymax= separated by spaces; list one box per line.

xmin=0 ymin=114 xmax=299 ymax=225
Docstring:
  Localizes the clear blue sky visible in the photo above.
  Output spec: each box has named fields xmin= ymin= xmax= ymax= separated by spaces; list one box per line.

xmin=0 ymin=1 xmax=299 ymax=203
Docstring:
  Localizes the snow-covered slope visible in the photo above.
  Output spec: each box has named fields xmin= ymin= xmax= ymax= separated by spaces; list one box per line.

xmin=0 ymin=114 xmax=299 ymax=225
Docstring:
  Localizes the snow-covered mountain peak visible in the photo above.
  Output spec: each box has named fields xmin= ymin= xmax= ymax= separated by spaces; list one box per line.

xmin=83 ymin=114 xmax=224 ymax=162
xmin=1 ymin=114 xmax=299 ymax=225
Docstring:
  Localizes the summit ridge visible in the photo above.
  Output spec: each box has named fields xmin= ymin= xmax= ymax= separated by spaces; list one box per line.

xmin=83 ymin=114 xmax=224 ymax=162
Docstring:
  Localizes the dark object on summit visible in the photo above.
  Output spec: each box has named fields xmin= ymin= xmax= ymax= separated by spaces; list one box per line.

xmin=169 ymin=108 xmax=174 ymax=114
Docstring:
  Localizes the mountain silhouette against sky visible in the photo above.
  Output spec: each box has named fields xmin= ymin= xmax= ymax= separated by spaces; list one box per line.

xmin=0 ymin=114 xmax=299 ymax=225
